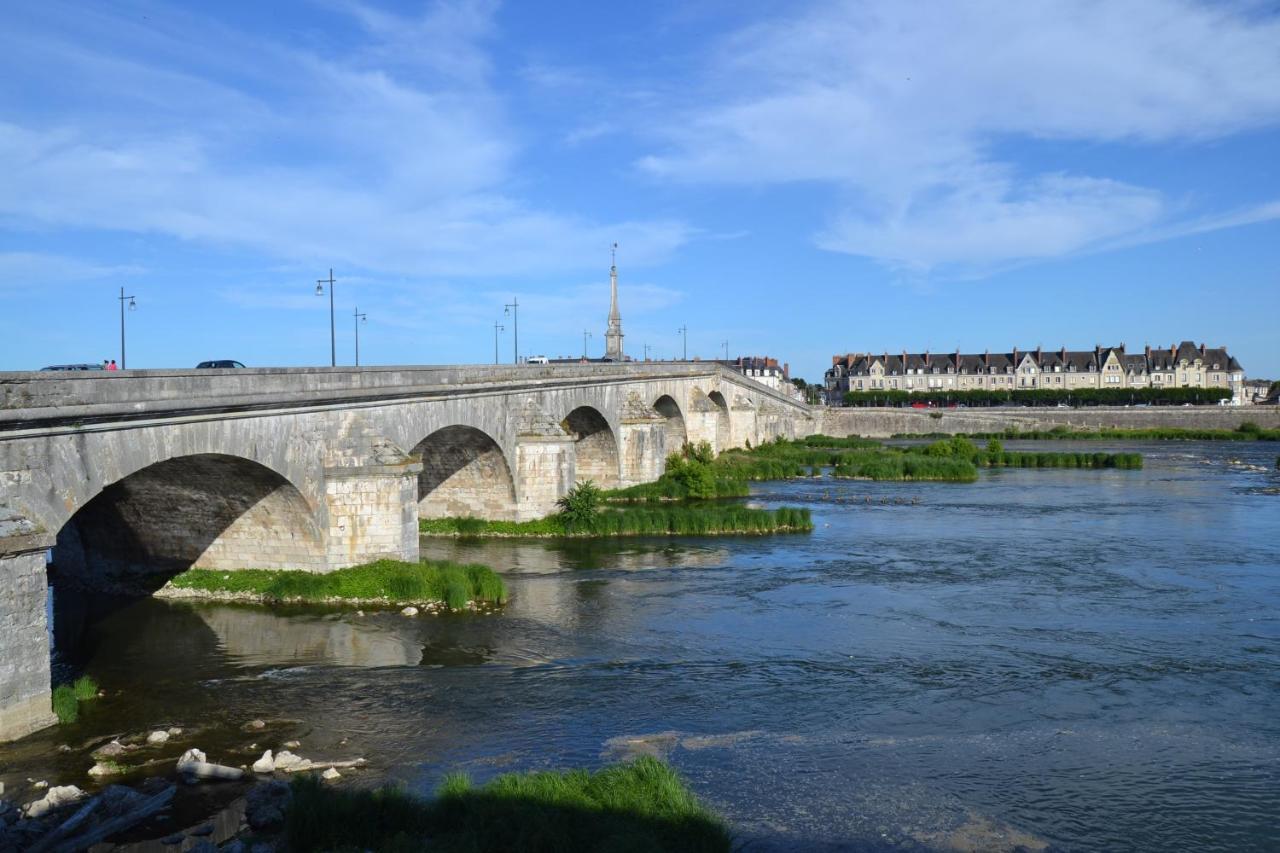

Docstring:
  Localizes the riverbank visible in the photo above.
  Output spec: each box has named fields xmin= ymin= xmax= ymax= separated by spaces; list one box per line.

xmin=285 ymin=755 xmax=731 ymax=852
xmin=156 ymin=559 xmax=507 ymax=610
xmin=2 ymin=751 xmax=729 ymax=853
xmin=912 ymin=423 xmax=1280 ymax=441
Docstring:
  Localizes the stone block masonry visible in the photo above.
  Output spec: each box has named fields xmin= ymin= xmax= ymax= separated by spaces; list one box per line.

xmin=0 ymin=548 xmax=57 ymax=740
xmin=821 ymin=406 xmax=1280 ymax=438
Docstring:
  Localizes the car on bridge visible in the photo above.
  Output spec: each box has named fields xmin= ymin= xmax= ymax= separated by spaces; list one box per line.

xmin=40 ymin=363 xmax=105 ymax=371
xmin=196 ymin=360 xmax=247 ymax=369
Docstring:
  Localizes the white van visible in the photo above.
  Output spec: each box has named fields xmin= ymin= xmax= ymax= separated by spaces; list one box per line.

xmin=526 ymin=356 xmax=549 ymax=364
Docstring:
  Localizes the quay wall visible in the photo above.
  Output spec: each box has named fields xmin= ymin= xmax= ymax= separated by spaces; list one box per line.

xmin=819 ymin=406 xmax=1280 ymax=439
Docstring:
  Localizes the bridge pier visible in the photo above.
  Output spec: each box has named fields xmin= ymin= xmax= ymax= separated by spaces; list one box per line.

xmin=0 ymin=523 xmax=57 ymax=743
xmin=683 ymin=391 xmax=725 ymax=453
xmin=323 ymin=419 xmax=422 ymax=567
xmin=514 ymin=434 xmax=574 ymax=519
xmin=323 ymin=462 xmax=422 ymax=567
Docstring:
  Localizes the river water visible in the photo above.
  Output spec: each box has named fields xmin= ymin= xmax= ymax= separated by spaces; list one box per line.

xmin=4 ymin=441 xmax=1279 ymax=851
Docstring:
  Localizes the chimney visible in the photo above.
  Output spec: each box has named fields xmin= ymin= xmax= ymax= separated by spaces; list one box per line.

xmin=984 ymin=349 xmax=990 ymax=369
xmin=783 ymin=362 xmax=790 ymax=380
xmin=1170 ymin=344 xmax=1176 ymax=359
xmin=1144 ymin=344 xmax=1151 ymax=360
xmin=1061 ymin=346 xmax=1067 ymax=362
xmin=924 ymin=348 xmax=930 ymax=368
xmin=1012 ymin=346 xmax=1019 ymax=366
xmin=1200 ymin=343 xmax=1206 ymax=356
xmin=1035 ymin=345 xmax=1042 ymax=364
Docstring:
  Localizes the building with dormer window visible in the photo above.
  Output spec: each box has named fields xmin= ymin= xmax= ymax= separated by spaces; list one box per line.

xmin=823 ymin=342 xmax=1245 ymax=405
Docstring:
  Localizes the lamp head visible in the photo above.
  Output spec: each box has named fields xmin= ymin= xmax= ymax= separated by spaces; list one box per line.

xmin=315 ymin=282 xmax=324 ymax=296
xmin=128 ymin=298 xmax=137 ymax=311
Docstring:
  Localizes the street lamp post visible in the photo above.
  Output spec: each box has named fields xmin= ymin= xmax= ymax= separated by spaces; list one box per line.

xmin=504 ymin=297 xmax=519 ymax=364
xmin=677 ymin=325 xmax=688 ymax=360
xmin=583 ymin=330 xmax=592 ymax=359
xmin=118 ymin=287 xmax=136 ymax=369
xmin=315 ymin=269 xmax=336 ymax=367
xmin=643 ymin=343 xmax=652 ymax=361
xmin=722 ymin=340 xmax=729 ymax=361
xmin=493 ymin=321 xmax=504 ymax=364
xmin=353 ymin=306 xmax=367 ymax=366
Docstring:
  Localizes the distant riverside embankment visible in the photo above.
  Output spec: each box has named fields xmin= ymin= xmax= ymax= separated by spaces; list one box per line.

xmin=820 ymin=406 xmax=1280 ymax=439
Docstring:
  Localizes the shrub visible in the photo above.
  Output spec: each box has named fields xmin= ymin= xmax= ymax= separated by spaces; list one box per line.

xmin=557 ymin=481 xmax=603 ymax=525
xmin=986 ymin=438 xmax=1003 ymax=454
xmin=72 ymin=676 xmax=99 ymax=701
xmin=685 ymin=441 xmax=716 ymax=464
xmin=1237 ymin=421 xmax=1262 ymax=435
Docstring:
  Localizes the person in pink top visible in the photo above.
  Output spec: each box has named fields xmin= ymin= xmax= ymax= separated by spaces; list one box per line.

xmin=106 ymin=360 xmax=118 ymax=371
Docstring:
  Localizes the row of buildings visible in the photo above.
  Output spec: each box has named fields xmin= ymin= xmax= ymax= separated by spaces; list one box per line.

xmin=824 ymin=341 xmax=1247 ymax=404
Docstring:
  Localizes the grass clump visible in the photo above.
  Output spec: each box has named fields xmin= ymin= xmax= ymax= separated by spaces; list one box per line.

xmin=286 ymin=755 xmax=732 ymax=853
xmin=972 ymin=450 xmax=1143 ymax=470
xmin=51 ymin=675 xmax=99 ymax=724
xmin=832 ymin=450 xmax=979 ymax=482
xmin=52 ymin=685 xmax=79 ymax=724
xmin=422 ymin=505 xmax=812 ymax=538
xmin=167 ymin=559 xmax=507 ymax=610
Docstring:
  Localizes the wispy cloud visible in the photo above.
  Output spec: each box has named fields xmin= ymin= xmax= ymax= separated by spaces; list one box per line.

xmin=637 ymin=0 xmax=1280 ymax=272
xmin=0 ymin=1 xmax=691 ymax=279
xmin=0 ymin=251 xmax=144 ymax=292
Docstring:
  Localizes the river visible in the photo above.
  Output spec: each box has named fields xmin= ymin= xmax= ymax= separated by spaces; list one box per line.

xmin=4 ymin=441 xmax=1278 ymax=851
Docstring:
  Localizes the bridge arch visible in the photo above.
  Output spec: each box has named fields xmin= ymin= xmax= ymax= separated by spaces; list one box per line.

xmin=653 ymin=394 xmax=688 ymax=457
xmin=413 ymin=425 xmax=518 ymax=519
xmin=562 ymin=406 xmax=621 ymax=488
xmin=707 ymin=390 xmax=732 ymax=452
xmin=51 ymin=453 xmax=326 ymax=594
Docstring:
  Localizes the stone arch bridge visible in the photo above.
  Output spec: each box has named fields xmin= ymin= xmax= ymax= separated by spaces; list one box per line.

xmin=0 ymin=362 xmax=813 ymax=740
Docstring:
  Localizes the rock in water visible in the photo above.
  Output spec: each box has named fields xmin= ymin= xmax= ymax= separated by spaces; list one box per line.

xmin=91 ymin=739 xmax=127 ymax=760
xmin=178 ymin=748 xmax=207 ymax=766
xmin=271 ymin=750 xmax=309 ymax=771
xmin=252 ymin=750 xmax=275 ymax=774
xmin=322 ymin=767 xmax=341 ymax=780
xmin=88 ymin=762 xmax=123 ymax=777
xmin=23 ymin=785 xmax=85 ymax=818
xmin=147 ymin=730 xmax=170 ymax=744
xmin=401 ymin=606 xmax=419 ymax=616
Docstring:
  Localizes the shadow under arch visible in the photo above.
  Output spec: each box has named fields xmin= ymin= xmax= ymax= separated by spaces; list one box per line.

xmin=414 ymin=425 xmax=518 ymax=519
xmin=51 ymin=453 xmax=326 ymax=596
xmin=653 ymin=394 xmax=688 ymax=457
xmin=707 ymin=390 xmax=732 ymax=451
xmin=562 ymin=406 xmax=621 ymax=488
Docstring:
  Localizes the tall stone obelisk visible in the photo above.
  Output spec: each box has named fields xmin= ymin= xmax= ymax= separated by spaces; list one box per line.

xmin=604 ymin=242 xmax=624 ymax=361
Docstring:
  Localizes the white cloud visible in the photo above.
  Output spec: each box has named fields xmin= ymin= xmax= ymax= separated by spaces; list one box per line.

xmin=638 ymin=0 xmax=1280 ymax=271
xmin=0 ymin=1 xmax=691 ymax=279
xmin=0 ymin=251 xmax=144 ymax=292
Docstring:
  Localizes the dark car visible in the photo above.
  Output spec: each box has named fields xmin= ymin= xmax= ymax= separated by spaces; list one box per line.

xmin=40 ymin=363 xmax=105 ymax=371
xmin=196 ymin=360 xmax=246 ymax=369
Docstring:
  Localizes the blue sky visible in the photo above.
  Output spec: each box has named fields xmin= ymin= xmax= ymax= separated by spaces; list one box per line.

xmin=2 ymin=0 xmax=1278 ymax=379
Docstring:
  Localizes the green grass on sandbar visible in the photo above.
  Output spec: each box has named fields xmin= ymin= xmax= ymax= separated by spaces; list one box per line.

xmin=285 ymin=755 xmax=732 ymax=853
xmin=421 ymin=505 xmax=813 ymax=538
xmin=973 ymin=450 xmax=1143 ymax=469
xmin=831 ymin=450 xmax=979 ymax=482
xmin=167 ymin=559 xmax=507 ymax=609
